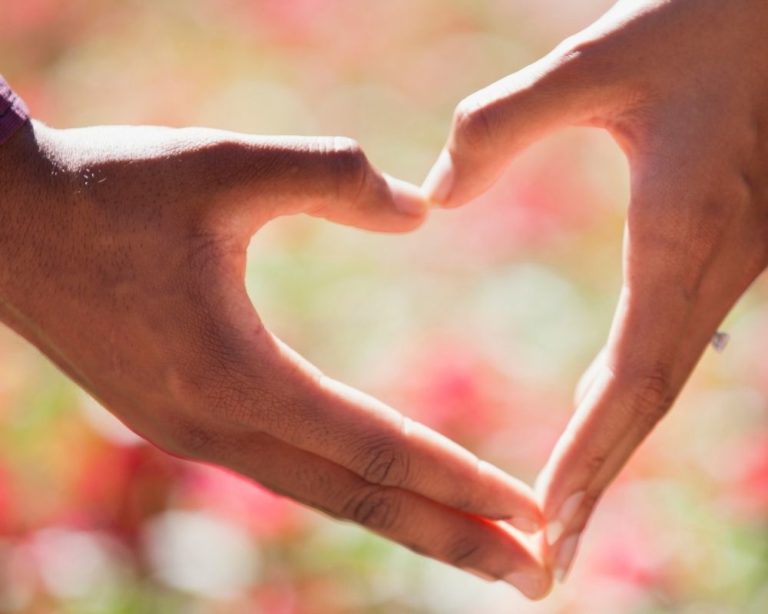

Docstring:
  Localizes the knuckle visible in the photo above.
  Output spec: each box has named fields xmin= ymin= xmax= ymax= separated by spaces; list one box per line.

xmin=537 ymin=35 xmax=627 ymax=116
xmin=328 ymin=135 xmax=364 ymax=158
xmin=445 ymin=536 xmax=483 ymax=567
xmin=583 ymin=452 xmax=609 ymax=476
xmin=451 ymin=97 xmax=495 ymax=151
xmin=194 ymin=137 xmax=252 ymax=185
xmin=325 ymin=136 xmax=369 ymax=200
xmin=201 ymin=136 xmax=247 ymax=161
xmin=556 ymin=37 xmax=603 ymax=68
xmin=621 ymin=365 xmax=674 ymax=427
xmin=552 ymin=35 xmax=614 ymax=83
xmin=178 ymin=135 xmax=267 ymax=215
xmin=353 ymin=436 xmax=411 ymax=487
xmin=342 ymin=485 xmax=401 ymax=532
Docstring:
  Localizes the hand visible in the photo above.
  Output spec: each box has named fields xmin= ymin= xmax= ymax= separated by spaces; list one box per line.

xmin=0 ymin=121 xmax=550 ymax=597
xmin=423 ymin=0 xmax=768 ymax=582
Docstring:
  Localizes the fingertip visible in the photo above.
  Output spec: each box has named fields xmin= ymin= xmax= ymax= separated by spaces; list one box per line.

xmin=534 ymin=576 xmax=555 ymax=601
xmin=553 ymin=533 xmax=581 ymax=584
xmin=510 ymin=501 xmax=545 ymax=535
xmin=533 ymin=574 xmax=555 ymax=601
xmin=480 ymin=461 xmax=543 ymax=529
xmin=509 ymin=515 xmax=542 ymax=534
xmin=493 ymin=524 xmax=552 ymax=599
xmin=505 ymin=570 xmax=553 ymax=600
xmin=421 ymin=149 xmax=455 ymax=207
xmin=383 ymin=174 xmax=430 ymax=218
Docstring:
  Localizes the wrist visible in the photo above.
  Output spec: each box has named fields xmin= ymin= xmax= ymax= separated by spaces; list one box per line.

xmin=0 ymin=120 xmax=65 ymax=305
xmin=0 ymin=76 xmax=40 ymax=212
xmin=0 ymin=76 xmax=30 ymax=147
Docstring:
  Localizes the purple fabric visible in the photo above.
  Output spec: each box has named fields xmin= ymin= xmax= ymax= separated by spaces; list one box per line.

xmin=0 ymin=75 xmax=30 ymax=145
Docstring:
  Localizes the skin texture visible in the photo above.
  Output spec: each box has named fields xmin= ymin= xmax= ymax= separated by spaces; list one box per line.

xmin=423 ymin=0 xmax=768 ymax=583
xmin=0 ymin=121 xmax=551 ymax=598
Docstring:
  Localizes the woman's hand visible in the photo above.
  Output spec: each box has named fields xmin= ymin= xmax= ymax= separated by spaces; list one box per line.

xmin=0 ymin=121 xmax=549 ymax=597
xmin=423 ymin=0 xmax=768 ymax=581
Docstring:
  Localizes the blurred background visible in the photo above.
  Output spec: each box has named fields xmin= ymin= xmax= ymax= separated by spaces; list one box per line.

xmin=3 ymin=0 xmax=768 ymax=612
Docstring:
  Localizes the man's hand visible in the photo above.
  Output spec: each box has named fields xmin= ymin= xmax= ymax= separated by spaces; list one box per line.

xmin=423 ymin=0 xmax=768 ymax=582
xmin=0 ymin=121 xmax=549 ymax=597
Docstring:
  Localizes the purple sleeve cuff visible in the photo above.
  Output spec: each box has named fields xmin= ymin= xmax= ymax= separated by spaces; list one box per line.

xmin=0 ymin=76 xmax=30 ymax=146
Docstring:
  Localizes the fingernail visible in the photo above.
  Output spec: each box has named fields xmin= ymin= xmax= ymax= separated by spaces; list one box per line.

xmin=546 ymin=519 xmax=564 ymax=545
xmin=546 ymin=491 xmax=585 ymax=545
xmin=464 ymin=568 xmax=497 ymax=582
xmin=509 ymin=516 xmax=541 ymax=533
xmin=422 ymin=149 xmax=454 ymax=205
xmin=554 ymin=533 xmax=580 ymax=583
xmin=505 ymin=572 xmax=545 ymax=599
xmin=385 ymin=175 xmax=429 ymax=216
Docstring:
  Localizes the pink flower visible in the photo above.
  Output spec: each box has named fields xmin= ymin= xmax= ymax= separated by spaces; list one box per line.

xmin=378 ymin=337 xmax=563 ymax=471
xmin=0 ymin=458 xmax=15 ymax=535
xmin=722 ymin=431 xmax=768 ymax=520
xmin=386 ymin=340 xmax=511 ymax=440
xmin=0 ymin=0 xmax=59 ymax=35
xmin=214 ymin=0 xmax=342 ymax=45
xmin=178 ymin=464 xmax=303 ymax=539
xmin=563 ymin=492 xmax=677 ymax=611
xmin=592 ymin=529 xmax=668 ymax=589
xmin=436 ymin=140 xmax=610 ymax=262
xmin=71 ymin=442 xmax=182 ymax=545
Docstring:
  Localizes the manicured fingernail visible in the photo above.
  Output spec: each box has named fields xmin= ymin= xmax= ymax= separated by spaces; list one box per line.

xmin=385 ymin=175 xmax=429 ymax=216
xmin=554 ymin=533 xmax=580 ymax=583
xmin=464 ymin=568 xmax=497 ymax=582
xmin=546 ymin=519 xmax=564 ymax=545
xmin=505 ymin=572 xmax=545 ymax=599
xmin=509 ymin=515 xmax=541 ymax=533
xmin=422 ymin=149 xmax=454 ymax=205
xmin=546 ymin=491 xmax=585 ymax=545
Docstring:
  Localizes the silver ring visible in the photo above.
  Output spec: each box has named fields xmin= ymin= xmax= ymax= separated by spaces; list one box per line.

xmin=711 ymin=331 xmax=730 ymax=353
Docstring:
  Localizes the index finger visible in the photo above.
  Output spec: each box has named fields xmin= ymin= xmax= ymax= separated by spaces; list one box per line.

xmin=537 ymin=169 xmax=766 ymax=580
xmin=174 ymin=282 xmax=544 ymax=532
xmin=262 ymin=336 xmax=544 ymax=532
xmin=223 ymin=431 xmax=550 ymax=598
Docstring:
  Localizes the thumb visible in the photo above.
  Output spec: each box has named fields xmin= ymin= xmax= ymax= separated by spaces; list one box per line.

xmin=249 ymin=136 xmax=428 ymax=233
xmin=182 ymin=131 xmax=429 ymax=234
xmin=422 ymin=40 xmax=623 ymax=208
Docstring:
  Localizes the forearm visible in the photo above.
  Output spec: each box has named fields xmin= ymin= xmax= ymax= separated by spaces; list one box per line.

xmin=0 ymin=79 xmax=58 ymax=315
xmin=0 ymin=75 xmax=35 ymax=219
xmin=0 ymin=76 xmax=32 ymax=272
